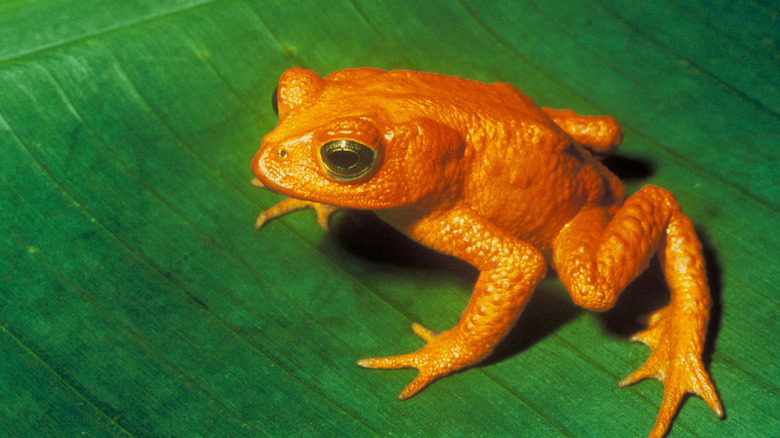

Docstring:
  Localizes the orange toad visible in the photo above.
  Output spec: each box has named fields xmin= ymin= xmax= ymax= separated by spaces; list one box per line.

xmin=251 ymin=68 xmax=723 ymax=437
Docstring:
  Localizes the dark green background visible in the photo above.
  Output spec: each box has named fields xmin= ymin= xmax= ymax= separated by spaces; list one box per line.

xmin=1 ymin=1 xmax=777 ymax=437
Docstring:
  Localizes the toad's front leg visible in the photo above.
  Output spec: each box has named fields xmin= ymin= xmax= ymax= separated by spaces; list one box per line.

xmin=358 ymin=207 xmax=547 ymax=399
xmin=252 ymin=178 xmax=339 ymax=230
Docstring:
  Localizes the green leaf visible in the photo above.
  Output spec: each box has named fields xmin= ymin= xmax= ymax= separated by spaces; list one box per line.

xmin=1 ymin=0 xmax=777 ymax=437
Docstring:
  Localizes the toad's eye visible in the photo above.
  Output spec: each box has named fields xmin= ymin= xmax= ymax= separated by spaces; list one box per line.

xmin=320 ymin=140 xmax=377 ymax=181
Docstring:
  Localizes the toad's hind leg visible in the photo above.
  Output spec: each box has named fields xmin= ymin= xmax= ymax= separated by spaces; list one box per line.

xmin=552 ymin=185 xmax=723 ymax=438
xmin=542 ymin=107 xmax=622 ymax=157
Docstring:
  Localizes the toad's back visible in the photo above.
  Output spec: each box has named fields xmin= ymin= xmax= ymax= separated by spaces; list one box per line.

xmin=323 ymin=69 xmax=624 ymax=249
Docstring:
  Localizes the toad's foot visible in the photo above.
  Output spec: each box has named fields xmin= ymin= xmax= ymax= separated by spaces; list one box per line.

xmin=619 ymin=305 xmax=724 ymax=438
xmin=357 ymin=322 xmax=484 ymax=400
xmin=252 ymin=178 xmax=339 ymax=230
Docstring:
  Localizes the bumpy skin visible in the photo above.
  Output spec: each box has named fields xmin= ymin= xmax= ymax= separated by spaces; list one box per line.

xmin=251 ymin=68 xmax=723 ymax=437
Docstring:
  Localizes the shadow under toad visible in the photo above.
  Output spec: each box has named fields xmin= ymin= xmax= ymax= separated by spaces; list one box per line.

xmin=327 ymin=212 xmax=582 ymax=363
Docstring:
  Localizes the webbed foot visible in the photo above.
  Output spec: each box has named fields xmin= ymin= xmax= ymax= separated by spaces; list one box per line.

xmin=619 ymin=305 xmax=724 ymax=438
